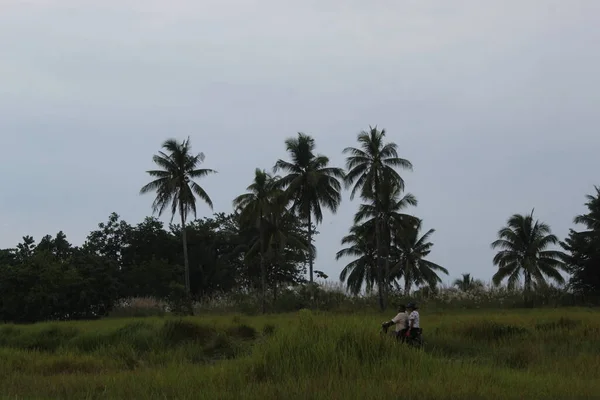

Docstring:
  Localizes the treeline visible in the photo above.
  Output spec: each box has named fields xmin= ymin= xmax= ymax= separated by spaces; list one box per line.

xmin=1 ymin=127 xmax=599 ymax=322
xmin=0 ymin=212 xmax=311 ymax=322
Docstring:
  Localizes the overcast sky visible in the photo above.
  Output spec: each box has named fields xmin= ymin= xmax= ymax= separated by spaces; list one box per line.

xmin=1 ymin=0 xmax=599 ymax=284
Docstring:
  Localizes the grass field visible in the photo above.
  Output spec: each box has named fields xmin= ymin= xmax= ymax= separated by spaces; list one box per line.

xmin=1 ymin=308 xmax=599 ymax=399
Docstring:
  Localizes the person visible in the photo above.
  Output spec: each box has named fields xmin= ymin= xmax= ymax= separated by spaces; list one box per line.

xmin=381 ymin=304 xmax=409 ymax=340
xmin=405 ymin=302 xmax=421 ymax=342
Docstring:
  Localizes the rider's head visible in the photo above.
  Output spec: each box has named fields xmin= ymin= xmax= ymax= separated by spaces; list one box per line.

xmin=406 ymin=302 xmax=418 ymax=311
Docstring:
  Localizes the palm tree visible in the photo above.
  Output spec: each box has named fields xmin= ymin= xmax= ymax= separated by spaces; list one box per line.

xmin=354 ymin=177 xmax=418 ymax=294
xmin=560 ymin=187 xmax=600 ymax=294
xmin=390 ymin=220 xmax=448 ymax=295
xmin=233 ymin=168 xmax=280 ymax=313
xmin=343 ymin=126 xmax=413 ymax=310
xmin=337 ymin=222 xmax=378 ymax=295
xmin=453 ymin=273 xmax=484 ymax=292
xmin=263 ymin=198 xmax=314 ymax=299
xmin=491 ymin=210 xmax=567 ymax=305
xmin=273 ymin=133 xmax=345 ymax=286
xmin=140 ymin=137 xmax=216 ymax=296
xmin=573 ymin=186 xmax=600 ymax=234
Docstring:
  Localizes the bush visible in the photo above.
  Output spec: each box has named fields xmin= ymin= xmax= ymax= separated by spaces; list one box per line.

xmin=165 ymin=283 xmax=193 ymax=316
xmin=0 ymin=252 xmax=120 ymax=323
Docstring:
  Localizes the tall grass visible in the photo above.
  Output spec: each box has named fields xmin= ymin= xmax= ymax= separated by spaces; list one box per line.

xmin=108 ymin=281 xmax=596 ymax=318
xmin=1 ymin=308 xmax=599 ymax=399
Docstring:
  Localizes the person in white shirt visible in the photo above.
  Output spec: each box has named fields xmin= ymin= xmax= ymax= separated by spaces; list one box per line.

xmin=405 ymin=303 xmax=421 ymax=341
xmin=381 ymin=304 xmax=408 ymax=340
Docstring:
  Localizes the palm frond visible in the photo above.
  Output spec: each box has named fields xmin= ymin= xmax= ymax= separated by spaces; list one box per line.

xmin=140 ymin=137 xmax=214 ymax=222
xmin=491 ymin=211 xmax=568 ymax=294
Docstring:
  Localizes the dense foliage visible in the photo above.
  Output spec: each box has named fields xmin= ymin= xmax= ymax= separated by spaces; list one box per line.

xmin=561 ymin=186 xmax=600 ymax=296
xmin=1 ymin=131 xmax=598 ymax=322
xmin=0 ymin=212 xmax=311 ymax=323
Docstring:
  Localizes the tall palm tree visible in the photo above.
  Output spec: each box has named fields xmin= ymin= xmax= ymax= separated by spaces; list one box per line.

xmin=273 ymin=133 xmax=345 ymax=286
xmin=140 ymin=137 xmax=216 ymax=295
xmin=233 ymin=168 xmax=280 ymax=313
xmin=390 ymin=220 xmax=448 ymax=295
xmin=491 ymin=210 xmax=567 ymax=305
xmin=343 ymin=126 xmax=413 ymax=310
xmin=453 ymin=273 xmax=484 ymax=292
xmin=337 ymin=222 xmax=378 ymax=295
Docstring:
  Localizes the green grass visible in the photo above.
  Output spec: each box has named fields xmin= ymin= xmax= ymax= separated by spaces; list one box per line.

xmin=1 ymin=308 xmax=599 ymax=399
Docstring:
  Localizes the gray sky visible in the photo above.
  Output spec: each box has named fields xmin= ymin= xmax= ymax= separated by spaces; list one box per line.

xmin=1 ymin=0 xmax=599 ymax=285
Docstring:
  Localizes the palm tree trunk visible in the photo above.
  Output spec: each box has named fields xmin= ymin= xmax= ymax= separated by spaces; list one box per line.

xmin=307 ymin=212 xmax=315 ymax=302
xmin=374 ymin=176 xmax=385 ymax=311
xmin=260 ymin=253 xmax=266 ymax=314
xmin=384 ymin=224 xmax=391 ymax=299
xmin=179 ymin=206 xmax=190 ymax=294
xmin=259 ymin=212 xmax=266 ymax=314
xmin=524 ymin=270 xmax=532 ymax=307
xmin=179 ymin=203 xmax=193 ymax=316
xmin=274 ymin=249 xmax=284 ymax=302
xmin=404 ymin=265 xmax=411 ymax=296
xmin=375 ymin=219 xmax=386 ymax=311
xmin=307 ymin=213 xmax=314 ymax=284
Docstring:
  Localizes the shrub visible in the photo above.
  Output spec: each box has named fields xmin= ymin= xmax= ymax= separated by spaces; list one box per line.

xmin=165 ymin=283 xmax=193 ymax=315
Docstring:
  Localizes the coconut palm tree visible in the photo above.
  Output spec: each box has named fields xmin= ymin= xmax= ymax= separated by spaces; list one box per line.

xmin=390 ymin=220 xmax=448 ymax=295
xmin=140 ymin=137 xmax=216 ymax=297
xmin=491 ymin=210 xmax=567 ymax=305
xmin=233 ymin=168 xmax=280 ymax=313
xmin=273 ymin=133 xmax=345 ymax=286
xmin=354 ymin=177 xmax=418 ymax=293
xmin=337 ymin=222 xmax=378 ymax=295
xmin=343 ymin=126 xmax=413 ymax=310
xmin=453 ymin=273 xmax=484 ymax=292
